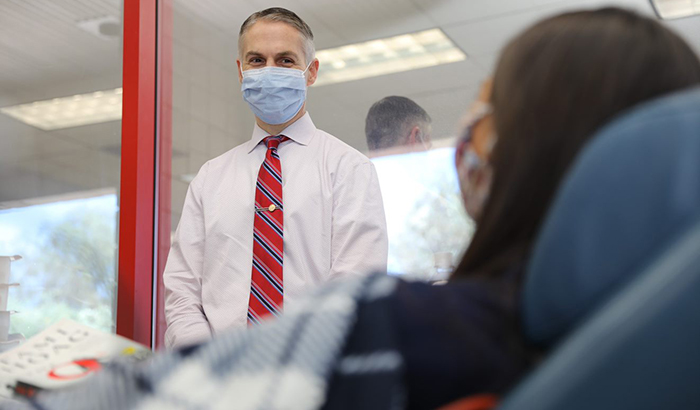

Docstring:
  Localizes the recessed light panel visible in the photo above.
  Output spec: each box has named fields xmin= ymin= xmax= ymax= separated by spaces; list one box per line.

xmin=314 ymin=29 xmax=467 ymax=86
xmin=0 ymin=88 xmax=122 ymax=131
xmin=651 ymin=0 xmax=700 ymax=19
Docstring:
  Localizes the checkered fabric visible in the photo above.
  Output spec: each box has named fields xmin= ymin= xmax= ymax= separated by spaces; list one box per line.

xmin=1 ymin=274 xmax=403 ymax=410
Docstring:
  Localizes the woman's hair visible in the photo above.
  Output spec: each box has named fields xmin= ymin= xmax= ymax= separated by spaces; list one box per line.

xmin=453 ymin=7 xmax=700 ymax=279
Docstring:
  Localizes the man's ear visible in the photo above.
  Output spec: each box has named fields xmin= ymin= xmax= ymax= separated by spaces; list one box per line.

xmin=408 ymin=126 xmax=421 ymax=146
xmin=237 ymin=59 xmax=243 ymax=83
xmin=306 ymin=58 xmax=320 ymax=86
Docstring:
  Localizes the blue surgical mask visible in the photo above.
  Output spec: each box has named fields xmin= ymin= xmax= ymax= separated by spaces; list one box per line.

xmin=241 ymin=63 xmax=311 ymax=125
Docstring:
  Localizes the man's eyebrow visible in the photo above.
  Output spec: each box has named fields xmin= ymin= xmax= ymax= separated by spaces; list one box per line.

xmin=245 ymin=51 xmax=264 ymax=59
xmin=275 ymin=51 xmax=300 ymax=59
xmin=244 ymin=51 xmax=300 ymax=60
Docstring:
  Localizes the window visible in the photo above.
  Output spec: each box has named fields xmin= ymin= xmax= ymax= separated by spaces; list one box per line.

xmin=0 ymin=2 xmax=122 ymax=339
xmin=0 ymin=192 xmax=118 ymax=338
xmin=373 ymin=145 xmax=474 ymax=279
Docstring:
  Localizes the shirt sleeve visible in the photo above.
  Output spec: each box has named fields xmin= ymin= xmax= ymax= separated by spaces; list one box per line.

xmin=163 ymin=163 xmax=213 ymax=349
xmin=329 ymin=160 xmax=388 ymax=278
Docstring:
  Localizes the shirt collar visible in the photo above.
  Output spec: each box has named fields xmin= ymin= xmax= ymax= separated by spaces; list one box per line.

xmin=246 ymin=112 xmax=316 ymax=153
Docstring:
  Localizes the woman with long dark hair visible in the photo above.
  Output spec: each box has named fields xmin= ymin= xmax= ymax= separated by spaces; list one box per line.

xmin=455 ymin=7 xmax=700 ymax=280
xmin=395 ymin=7 xmax=700 ymax=409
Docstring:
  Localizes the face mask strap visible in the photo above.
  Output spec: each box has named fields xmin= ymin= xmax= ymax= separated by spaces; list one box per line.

xmin=414 ymin=128 xmax=432 ymax=151
xmin=302 ymin=60 xmax=313 ymax=74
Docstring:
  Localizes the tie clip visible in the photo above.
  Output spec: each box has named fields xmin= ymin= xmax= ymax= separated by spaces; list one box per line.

xmin=255 ymin=204 xmax=280 ymax=212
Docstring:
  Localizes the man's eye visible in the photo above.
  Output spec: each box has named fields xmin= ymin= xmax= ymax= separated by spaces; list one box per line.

xmin=250 ymin=58 xmax=264 ymax=64
xmin=281 ymin=58 xmax=294 ymax=65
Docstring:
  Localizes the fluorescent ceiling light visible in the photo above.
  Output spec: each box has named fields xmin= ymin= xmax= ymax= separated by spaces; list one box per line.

xmin=314 ymin=29 xmax=466 ymax=86
xmin=76 ymin=15 xmax=121 ymax=40
xmin=0 ymin=88 xmax=122 ymax=131
xmin=651 ymin=0 xmax=700 ymax=19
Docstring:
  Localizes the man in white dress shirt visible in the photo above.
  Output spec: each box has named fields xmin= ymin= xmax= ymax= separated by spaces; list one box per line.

xmin=163 ymin=7 xmax=388 ymax=348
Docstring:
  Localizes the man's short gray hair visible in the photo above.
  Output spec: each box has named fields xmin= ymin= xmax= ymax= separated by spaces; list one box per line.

xmin=239 ymin=7 xmax=316 ymax=65
xmin=365 ymin=96 xmax=432 ymax=151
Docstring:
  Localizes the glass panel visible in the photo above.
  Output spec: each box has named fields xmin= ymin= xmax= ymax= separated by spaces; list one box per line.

xmin=165 ymin=1 xmax=478 ymax=282
xmin=162 ymin=0 xmax=571 ymax=341
xmin=372 ymin=145 xmax=474 ymax=279
xmin=0 ymin=1 xmax=123 ymax=341
xmin=161 ymin=0 xmax=690 ymax=341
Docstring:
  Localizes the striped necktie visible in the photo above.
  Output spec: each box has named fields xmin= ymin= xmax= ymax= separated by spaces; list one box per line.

xmin=248 ymin=135 xmax=289 ymax=325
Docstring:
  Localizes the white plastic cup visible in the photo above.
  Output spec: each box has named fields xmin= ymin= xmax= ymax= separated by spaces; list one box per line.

xmin=0 ymin=285 xmax=8 ymax=312
xmin=0 ymin=257 xmax=10 ymax=284
xmin=0 ymin=310 xmax=10 ymax=342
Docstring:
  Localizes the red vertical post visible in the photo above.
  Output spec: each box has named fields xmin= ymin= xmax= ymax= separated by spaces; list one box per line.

xmin=117 ymin=0 xmax=158 ymax=346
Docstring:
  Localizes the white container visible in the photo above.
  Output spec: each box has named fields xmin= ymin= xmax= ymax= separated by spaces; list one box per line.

xmin=0 ymin=333 xmax=25 ymax=353
xmin=0 ymin=256 xmax=22 ymax=347
xmin=0 ymin=255 xmax=21 ymax=311
xmin=0 ymin=284 xmax=8 ymax=312
xmin=0 ymin=257 xmax=11 ymax=285
xmin=0 ymin=255 xmax=21 ymax=285
xmin=0 ymin=283 xmax=19 ymax=312
xmin=0 ymin=310 xmax=11 ymax=342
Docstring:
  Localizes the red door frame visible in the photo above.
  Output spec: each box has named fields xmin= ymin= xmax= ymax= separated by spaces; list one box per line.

xmin=117 ymin=0 xmax=157 ymax=346
xmin=117 ymin=0 xmax=172 ymax=348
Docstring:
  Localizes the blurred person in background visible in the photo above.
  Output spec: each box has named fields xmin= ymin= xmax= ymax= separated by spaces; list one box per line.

xmin=365 ymin=96 xmax=446 ymax=277
xmin=6 ymin=7 xmax=700 ymax=410
xmin=365 ymin=96 xmax=432 ymax=154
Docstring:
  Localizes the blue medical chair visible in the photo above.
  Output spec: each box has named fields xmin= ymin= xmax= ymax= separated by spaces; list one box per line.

xmin=499 ymin=86 xmax=700 ymax=409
